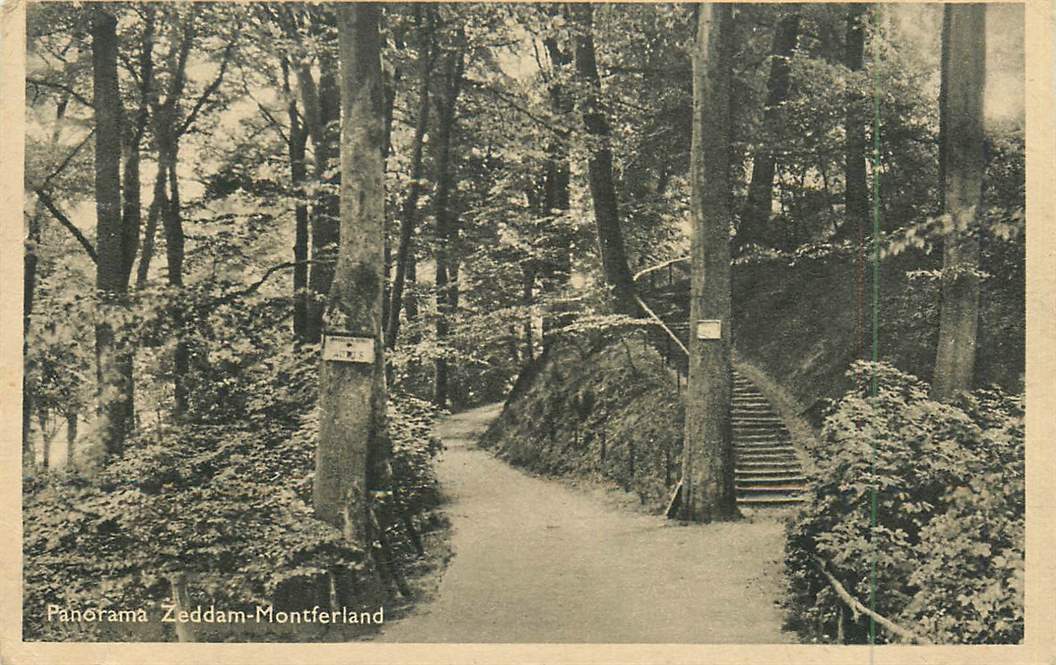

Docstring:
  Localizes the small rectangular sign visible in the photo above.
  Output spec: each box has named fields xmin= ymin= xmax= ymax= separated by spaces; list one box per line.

xmin=696 ymin=319 xmax=722 ymax=340
xmin=322 ymin=335 xmax=375 ymax=364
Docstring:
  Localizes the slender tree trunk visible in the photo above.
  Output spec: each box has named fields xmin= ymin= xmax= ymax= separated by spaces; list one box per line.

xmin=678 ymin=3 xmax=738 ymax=523
xmin=160 ymin=150 xmax=190 ymax=416
xmin=23 ymin=207 xmax=41 ymax=469
xmin=386 ymin=8 xmax=434 ymax=350
xmin=571 ymin=3 xmax=639 ymax=318
xmin=119 ymin=6 xmax=153 ymax=287
xmin=66 ymin=412 xmax=77 ymax=468
xmin=523 ymin=267 xmax=535 ymax=363
xmin=841 ymin=3 xmax=870 ymax=243
xmin=932 ymin=5 xmax=986 ymax=402
xmin=315 ymin=2 xmax=386 ymax=549
xmin=92 ymin=7 xmax=133 ymax=459
xmin=542 ymin=31 xmax=574 ymax=345
xmin=38 ymin=410 xmax=51 ymax=469
xmin=432 ymin=44 xmax=465 ymax=409
xmin=738 ymin=8 xmax=800 ymax=251
xmin=135 ymin=163 xmax=167 ymax=288
xmin=300 ymin=48 xmax=342 ymax=343
xmin=838 ymin=4 xmax=871 ymax=362
xmin=283 ymin=56 xmax=311 ymax=342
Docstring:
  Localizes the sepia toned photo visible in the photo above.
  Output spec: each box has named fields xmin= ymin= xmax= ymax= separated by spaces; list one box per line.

xmin=7 ymin=0 xmax=1050 ymax=659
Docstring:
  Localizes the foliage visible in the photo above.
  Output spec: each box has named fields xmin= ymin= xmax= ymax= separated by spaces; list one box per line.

xmin=784 ymin=362 xmax=1024 ymax=644
xmin=480 ymin=335 xmax=684 ymax=511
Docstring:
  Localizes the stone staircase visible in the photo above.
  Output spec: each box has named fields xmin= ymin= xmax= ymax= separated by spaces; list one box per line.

xmin=732 ymin=370 xmax=807 ymax=508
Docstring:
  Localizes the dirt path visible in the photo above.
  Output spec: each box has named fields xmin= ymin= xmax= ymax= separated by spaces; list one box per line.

xmin=378 ymin=404 xmax=794 ymax=643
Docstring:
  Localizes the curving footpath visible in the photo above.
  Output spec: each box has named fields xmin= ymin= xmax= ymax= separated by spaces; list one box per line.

xmin=377 ymin=403 xmax=794 ymax=644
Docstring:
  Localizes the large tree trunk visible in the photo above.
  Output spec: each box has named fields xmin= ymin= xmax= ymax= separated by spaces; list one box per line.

xmin=571 ymin=3 xmax=639 ymax=319
xmin=315 ymin=2 xmax=386 ymax=549
xmin=92 ymin=7 xmax=133 ymax=459
xmin=432 ymin=43 xmax=465 ymax=409
xmin=678 ymin=3 xmax=738 ymax=523
xmin=737 ymin=8 xmax=800 ymax=251
xmin=932 ymin=5 xmax=986 ymax=402
xmin=386 ymin=7 xmax=434 ymax=350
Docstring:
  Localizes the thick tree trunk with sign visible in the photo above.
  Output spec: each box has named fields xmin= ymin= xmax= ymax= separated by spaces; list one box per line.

xmin=315 ymin=3 xmax=387 ymax=550
xmin=677 ymin=3 xmax=738 ymax=523
xmin=932 ymin=4 xmax=986 ymax=402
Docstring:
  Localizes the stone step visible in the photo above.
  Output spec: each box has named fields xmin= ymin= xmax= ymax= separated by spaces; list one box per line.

xmin=736 ymin=456 xmax=799 ymax=465
xmin=729 ymin=373 xmax=809 ymax=508
xmin=736 ymin=460 xmax=801 ymax=470
xmin=733 ymin=426 xmax=790 ymax=434
xmin=734 ymin=445 xmax=794 ymax=451
xmin=739 ymin=451 xmax=794 ymax=460
xmin=736 ymin=495 xmax=806 ymax=506
xmin=735 ymin=484 xmax=805 ymax=493
xmin=736 ymin=456 xmax=798 ymax=464
xmin=733 ymin=433 xmax=787 ymax=441
xmin=735 ymin=474 xmax=807 ymax=485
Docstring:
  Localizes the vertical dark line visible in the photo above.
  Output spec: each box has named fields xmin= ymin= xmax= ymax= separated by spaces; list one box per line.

xmin=869 ymin=12 xmax=882 ymax=652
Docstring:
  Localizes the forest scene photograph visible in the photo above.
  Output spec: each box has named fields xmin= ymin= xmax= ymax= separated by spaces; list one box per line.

xmin=18 ymin=0 xmax=1029 ymax=648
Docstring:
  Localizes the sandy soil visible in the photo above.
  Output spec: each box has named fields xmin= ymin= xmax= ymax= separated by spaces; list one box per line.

xmin=377 ymin=403 xmax=794 ymax=643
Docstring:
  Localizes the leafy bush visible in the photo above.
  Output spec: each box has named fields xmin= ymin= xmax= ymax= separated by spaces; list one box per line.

xmin=480 ymin=334 xmax=684 ymax=511
xmin=785 ymin=362 xmax=1024 ymax=644
xmin=23 ymin=326 xmax=444 ymax=642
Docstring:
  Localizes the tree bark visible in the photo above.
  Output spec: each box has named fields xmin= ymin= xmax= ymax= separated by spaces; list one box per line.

xmin=841 ymin=4 xmax=870 ymax=244
xmin=66 ymin=412 xmax=77 ymax=468
xmin=120 ymin=6 xmax=155 ymax=287
xmin=571 ymin=3 xmax=639 ymax=319
xmin=135 ymin=163 xmax=167 ymax=288
xmin=162 ymin=155 xmax=190 ymax=416
xmin=315 ymin=2 xmax=386 ymax=549
xmin=835 ymin=4 xmax=872 ymax=363
xmin=738 ymin=8 xmax=800 ymax=251
xmin=92 ymin=7 xmax=133 ymax=459
xmin=432 ymin=42 xmax=465 ymax=409
xmin=678 ymin=3 xmax=738 ymax=523
xmin=39 ymin=410 xmax=50 ymax=469
xmin=299 ymin=38 xmax=342 ymax=343
xmin=386 ymin=7 xmax=434 ymax=350
xmin=282 ymin=56 xmax=311 ymax=342
xmin=932 ymin=5 xmax=986 ymax=402
xmin=523 ymin=267 xmax=535 ymax=363
xmin=541 ymin=27 xmax=574 ymax=345
xmin=24 ymin=205 xmax=42 ymax=469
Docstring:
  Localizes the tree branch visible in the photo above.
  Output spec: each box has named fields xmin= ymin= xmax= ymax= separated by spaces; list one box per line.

xmin=462 ymin=76 xmax=571 ymax=138
xmin=26 ymin=77 xmax=92 ymax=109
xmin=812 ymin=556 xmax=933 ymax=645
xmin=179 ymin=39 xmax=236 ymax=137
xmin=34 ymin=190 xmax=97 ymax=263
xmin=36 ymin=127 xmax=95 ymax=194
